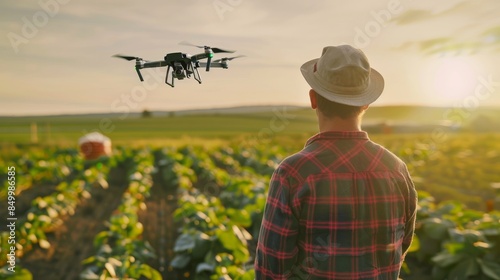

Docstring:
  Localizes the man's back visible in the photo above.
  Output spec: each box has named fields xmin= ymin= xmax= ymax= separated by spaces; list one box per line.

xmin=255 ymin=131 xmax=417 ymax=279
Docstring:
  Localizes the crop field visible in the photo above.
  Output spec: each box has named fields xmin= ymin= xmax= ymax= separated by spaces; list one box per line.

xmin=1 ymin=107 xmax=500 ymax=279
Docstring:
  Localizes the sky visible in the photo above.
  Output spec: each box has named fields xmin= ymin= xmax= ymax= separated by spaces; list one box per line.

xmin=1 ymin=0 xmax=500 ymax=116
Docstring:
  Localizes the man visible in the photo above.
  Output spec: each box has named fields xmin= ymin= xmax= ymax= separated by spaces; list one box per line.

xmin=254 ymin=45 xmax=417 ymax=279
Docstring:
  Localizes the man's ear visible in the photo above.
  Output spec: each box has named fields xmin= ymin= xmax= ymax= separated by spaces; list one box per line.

xmin=361 ymin=104 xmax=369 ymax=111
xmin=309 ymin=89 xmax=317 ymax=109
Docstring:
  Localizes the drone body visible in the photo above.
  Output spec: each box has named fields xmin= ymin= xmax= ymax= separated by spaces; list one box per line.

xmin=113 ymin=42 xmax=243 ymax=87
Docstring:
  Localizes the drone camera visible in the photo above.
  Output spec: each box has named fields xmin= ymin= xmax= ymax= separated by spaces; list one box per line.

xmin=173 ymin=62 xmax=185 ymax=79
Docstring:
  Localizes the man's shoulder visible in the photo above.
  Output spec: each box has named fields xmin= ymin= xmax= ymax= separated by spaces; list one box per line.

xmin=275 ymin=151 xmax=301 ymax=173
xmin=274 ymin=147 xmax=322 ymax=180
xmin=271 ymin=151 xmax=308 ymax=187
xmin=278 ymin=147 xmax=315 ymax=167
xmin=276 ymin=139 xmax=409 ymax=176
xmin=367 ymin=141 xmax=408 ymax=167
xmin=280 ymin=150 xmax=307 ymax=165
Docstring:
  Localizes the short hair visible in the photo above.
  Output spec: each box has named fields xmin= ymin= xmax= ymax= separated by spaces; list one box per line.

xmin=315 ymin=92 xmax=364 ymax=119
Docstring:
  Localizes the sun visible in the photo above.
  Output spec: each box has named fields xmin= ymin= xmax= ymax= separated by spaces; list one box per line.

xmin=422 ymin=56 xmax=481 ymax=104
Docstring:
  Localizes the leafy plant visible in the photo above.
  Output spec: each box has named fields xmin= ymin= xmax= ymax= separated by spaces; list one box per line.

xmin=431 ymin=229 xmax=500 ymax=279
xmin=80 ymin=149 xmax=161 ymax=280
xmin=407 ymin=192 xmax=500 ymax=279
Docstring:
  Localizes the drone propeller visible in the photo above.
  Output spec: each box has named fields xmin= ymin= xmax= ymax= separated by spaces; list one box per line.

xmin=212 ymin=55 xmax=245 ymax=63
xmin=112 ymin=54 xmax=145 ymax=81
xmin=179 ymin=41 xmax=204 ymax=48
xmin=179 ymin=41 xmax=235 ymax=71
xmin=112 ymin=54 xmax=142 ymax=61
xmin=179 ymin=41 xmax=235 ymax=53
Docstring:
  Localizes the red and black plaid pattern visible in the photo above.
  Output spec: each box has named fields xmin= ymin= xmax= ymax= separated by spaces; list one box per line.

xmin=255 ymin=131 xmax=417 ymax=280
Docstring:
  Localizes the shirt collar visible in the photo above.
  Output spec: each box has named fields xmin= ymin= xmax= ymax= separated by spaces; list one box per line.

xmin=305 ymin=130 xmax=369 ymax=147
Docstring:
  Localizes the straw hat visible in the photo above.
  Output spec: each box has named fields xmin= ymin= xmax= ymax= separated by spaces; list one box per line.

xmin=300 ymin=45 xmax=384 ymax=106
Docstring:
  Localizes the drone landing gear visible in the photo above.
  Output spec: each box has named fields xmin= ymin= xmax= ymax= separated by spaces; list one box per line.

xmin=191 ymin=63 xmax=202 ymax=84
xmin=185 ymin=62 xmax=202 ymax=84
xmin=135 ymin=67 xmax=144 ymax=82
xmin=165 ymin=66 xmax=175 ymax=87
xmin=165 ymin=62 xmax=201 ymax=87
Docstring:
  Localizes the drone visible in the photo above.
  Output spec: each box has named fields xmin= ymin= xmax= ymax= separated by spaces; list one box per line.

xmin=113 ymin=41 xmax=244 ymax=87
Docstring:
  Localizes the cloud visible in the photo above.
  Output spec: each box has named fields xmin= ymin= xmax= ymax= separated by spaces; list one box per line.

xmin=391 ymin=1 xmax=473 ymax=25
xmin=482 ymin=26 xmax=500 ymax=43
xmin=391 ymin=9 xmax=433 ymax=25
xmin=390 ymin=0 xmax=500 ymax=55
xmin=394 ymin=26 xmax=500 ymax=56
xmin=420 ymin=39 xmax=482 ymax=55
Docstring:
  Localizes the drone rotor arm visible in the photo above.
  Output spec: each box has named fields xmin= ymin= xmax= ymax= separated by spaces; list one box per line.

xmin=142 ymin=60 xmax=169 ymax=68
xmin=192 ymin=53 xmax=209 ymax=61
xmin=198 ymin=62 xmax=225 ymax=68
xmin=209 ymin=55 xmax=244 ymax=69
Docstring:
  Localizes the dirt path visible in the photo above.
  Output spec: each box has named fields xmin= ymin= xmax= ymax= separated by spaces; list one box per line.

xmin=138 ymin=166 xmax=179 ymax=280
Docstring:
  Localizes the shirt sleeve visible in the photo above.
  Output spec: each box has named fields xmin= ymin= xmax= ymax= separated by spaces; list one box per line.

xmin=254 ymin=166 xmax=299 ymax=279
xmin=402 ymin=167 xmax=418 ymax=256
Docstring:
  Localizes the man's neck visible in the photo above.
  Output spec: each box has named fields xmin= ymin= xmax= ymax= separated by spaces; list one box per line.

xmin=318 ymin=116 xmax=362 ymax=132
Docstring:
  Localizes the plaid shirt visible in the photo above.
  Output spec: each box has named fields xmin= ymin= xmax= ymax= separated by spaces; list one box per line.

xmin=255 ymin=131 xmax=417 ymax=280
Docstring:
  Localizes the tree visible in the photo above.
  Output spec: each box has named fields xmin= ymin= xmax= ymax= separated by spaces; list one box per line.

xmin=142 ymin=109 xmax=152 ymax=118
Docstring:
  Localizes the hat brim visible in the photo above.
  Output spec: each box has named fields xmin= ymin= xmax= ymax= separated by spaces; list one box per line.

xmin=300 ymin=58 xmax=384 ymax=106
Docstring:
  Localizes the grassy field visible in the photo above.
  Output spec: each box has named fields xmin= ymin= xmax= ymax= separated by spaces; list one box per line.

xmin=0 ymin=108 xmax=314 ymax=145
xmin=1 ymin=105 xmax=500 ymax=279
xmin=1 ymin=105 xmax=499 ymax=146
xmin=1 ymin=105 xmax=499 ymax=209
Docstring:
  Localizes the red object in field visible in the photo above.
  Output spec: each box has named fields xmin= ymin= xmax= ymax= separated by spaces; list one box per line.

xmin=486 ymin=199 xmax=494 ymax=213
xmin=78 ymin=132 xmax=112 ymax=160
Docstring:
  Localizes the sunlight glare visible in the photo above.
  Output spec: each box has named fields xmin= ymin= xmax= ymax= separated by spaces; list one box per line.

xmin=423 ymin=56 xmax=482 ymax=104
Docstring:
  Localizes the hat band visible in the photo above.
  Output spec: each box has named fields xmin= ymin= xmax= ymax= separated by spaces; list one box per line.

xmin=313 ymin=71 xmax=370 ymax=95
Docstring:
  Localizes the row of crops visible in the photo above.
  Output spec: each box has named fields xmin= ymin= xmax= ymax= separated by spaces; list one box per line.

xmin=371 ymin=133 xmax=500 ymax=210
xmin=0 ymin=148 xmax=115 ymax=278
xmin=1 ymin=134 xmax=500 ymax=279
xmin=161 ymin=146 xmax=270 ymax=280
xmin=0 ymin=148 xmax=157 ymax=277
xmin=79 ymin=149 xmax=162 ymax=280
xmin=0 ymin=143 xmax=283 ymax=279
xmin=161 ymin=144 xmax=500 ymax=280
